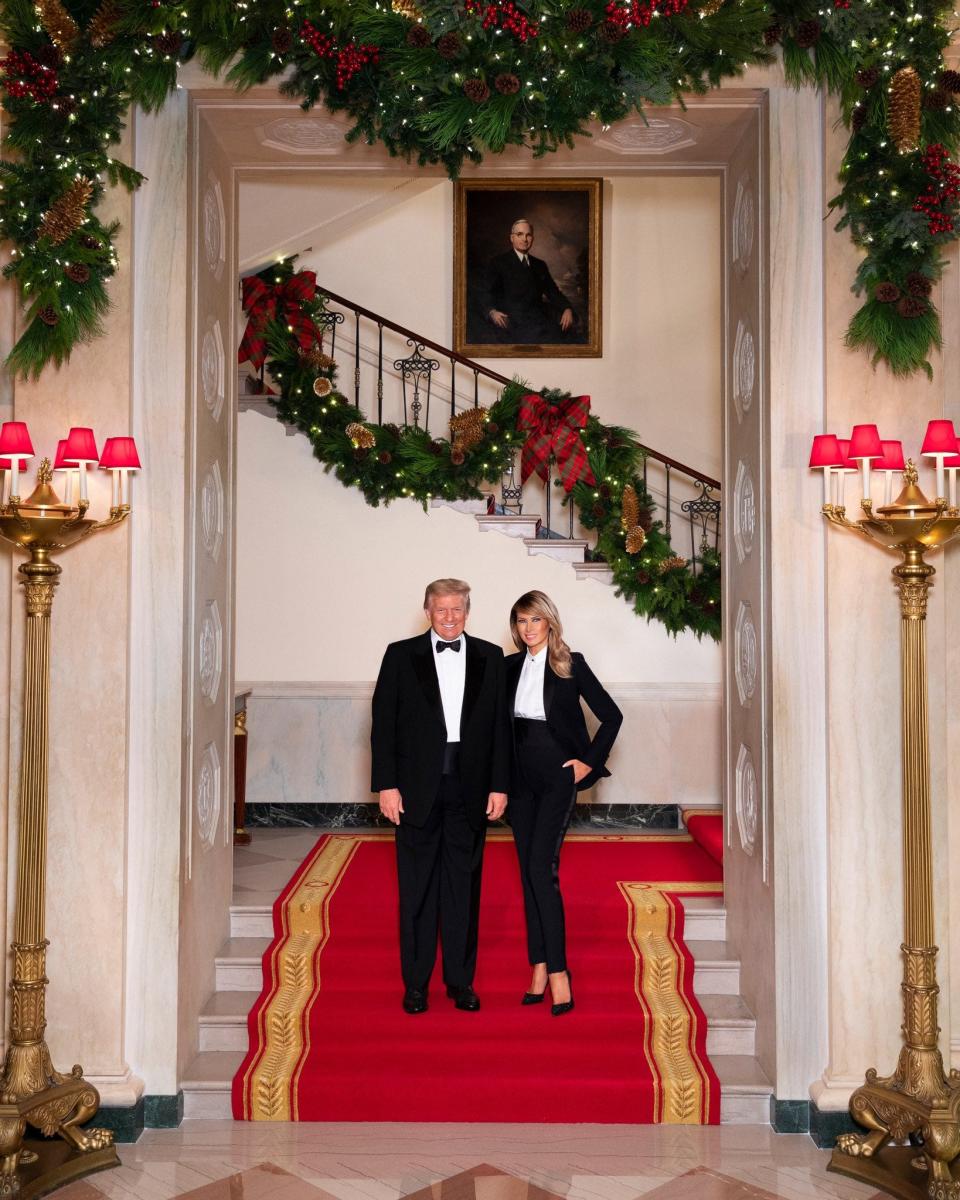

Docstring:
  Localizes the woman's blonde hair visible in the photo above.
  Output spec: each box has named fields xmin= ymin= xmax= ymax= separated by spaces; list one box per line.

xmin=509 ymin=590 xmax=573 ymax=678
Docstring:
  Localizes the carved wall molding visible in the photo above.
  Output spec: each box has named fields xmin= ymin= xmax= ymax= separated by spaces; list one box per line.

xmin=734 ymin=601 xmax=758 ymax=707
xmin=200 ymin=461 xmax=225 ymax=563
xmin=196 ymin=742 xmax=222 ymax=851
xmin=200 ymin=319 xmax=225 ymax=423
xmin=198 ymin=599 xmax=223 ymax=706
xmin=203 ymin=176 xmax=226 ymax=281
xmin=735 ymin=743 xmax=759 ymax=856
xmin=732 ymin=318 xmax=756 ymax=423
xmin=733 ymin=460 xmax=756 ymax=564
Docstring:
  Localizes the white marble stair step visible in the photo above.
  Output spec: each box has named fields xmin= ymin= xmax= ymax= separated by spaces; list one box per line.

xmin=215 ymin=937 xmax=271 ymax=991
xmin=573 ymin=562 xmax=614 ymax=584
xmin=523 ymin=537 xmax=589 ymax=565
xmin=680 ymin=895 xmax=726 ymax=941
xmin=198 ymin=991 xmax=259 ymax=1052
xmin=714 ymin=1055 xmax=773 ymax=1124
xmin=430 ymin=496 xmax=494 ymax=515
xmin=475 ymin=513 xmax=541 ymax=539
xmin=181 ymin=1051 xmax=244 ymax=1119
xmin=688 ymin=940 xmax=741 ymax=996
xmin=702 ymin=994 xmax=756 ymax=1056
xmin=230 ymin=905 xmax=273 ymax=939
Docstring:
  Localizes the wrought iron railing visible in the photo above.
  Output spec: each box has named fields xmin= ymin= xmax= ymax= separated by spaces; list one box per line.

xmin=241 ymin=284 xmax=721 ymax=570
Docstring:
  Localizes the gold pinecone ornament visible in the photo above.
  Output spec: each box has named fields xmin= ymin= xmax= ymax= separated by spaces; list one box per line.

xmin=345 ymin=422 xmax=376 ymax=449
xmin=450 ymin=407 xmax=488 ymax=454
xmin=38 ymin=178 xmax=93 ymax=245
xmin=888 ymin=66 xmax=922 ymax=153
xmin=391 ymin=0 xmax=424 ymax=18
xmin=621 ymin=484 xmax=647 ymax=553
xmin=88 ymin=0 xmax=122 ymax=48
xmin=35 ymin=0 xmax=79 ymax=50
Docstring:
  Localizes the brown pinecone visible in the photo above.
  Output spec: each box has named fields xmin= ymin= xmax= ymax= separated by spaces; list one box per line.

xmin=36 ymin=0 xmax=78 ymax=51
xmin=567 ymin=8 xmax=594 ymax=31
xmin=851 ymin=107 xmax=867 ymax=133
xmin=599 ymin=483 xmax=611 ymax=498
xmin=888 ymin=65 xmax=921 ymax=152
xmin=80 ymin=235 xmax=101 ymax=250
xmin=637 ymin=505 xmax=654 ymax=532
xmin=33 ymin=43 xmax=62 ymax=68
xmin=486 ymin=421 xmax=499 ymax=434
xmin=494 ymin=72 xmax=520 ymax=95
xmin=906 ymin=271 xmax=933 ymax=298
xmin=38 ymin=305 xmax=59 ymax=326
xmin=897 ymin=296 xmax=927 ymax=319
xmin=353 ymin=447 xmax=369 ymax=461
xmin=451 ymin=448 xmax=466 ymax=466
xmin=65 ymin=263 xmax=90 ymax=283
xmin=592 ymin=502 xmax=606 ymax=518
xmin=793 ymin=20 xmax=821 ymax=48
xmin=598 ymin=18 xmax=626 ymax=42
xmin=406 ymin=24 xmax=431 ymax=47
xmin=762 ymin=23 xmax=782 ymax=45
xmin=939 ymin=69 xmax=960 ymax=93
xmin=874 ymin=281 xmax=901 ymax=303
xmin=55 ymin=95 xmax=77 ymax=117
xmin=855 ymin=66 xmax=879 ymax=88
xmin=378 ymin=451 xmax=392 ymax=465
xmin=636 ymin=570 xmax=650 ymax=585
xmin=463 ymin=77 xmax=490 ymax=103
xmin=427 ymin=440 xmax=444 ymax=455
xmin=437 ymin=31 xmax=462 ymax=59
xmin=88 ymin=0 xmax=122 ymax=48
xmin=923 ymin=88 xmax=950 ymax=111
xmin=38 ymin=178 xmax=93 ymax=246
xmin=271 ymin=27 xmax=294 ymax=53
xmin=153 ymin=31 xmax=183 ymax=56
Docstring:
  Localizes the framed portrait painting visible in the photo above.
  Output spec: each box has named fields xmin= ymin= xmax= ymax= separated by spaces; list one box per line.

xmin=454 ymin=178 xmax=602 ymax=358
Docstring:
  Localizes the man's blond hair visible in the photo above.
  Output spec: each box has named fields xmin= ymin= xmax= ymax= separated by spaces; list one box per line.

xmin=423 ymin=578 xmax=471 ymax=612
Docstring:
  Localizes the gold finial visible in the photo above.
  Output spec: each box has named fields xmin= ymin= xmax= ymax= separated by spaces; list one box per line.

xmin=37 ymin=458 xmax=53 ymax=485
xmin=903 ymin=459 xmax=919 ymax=486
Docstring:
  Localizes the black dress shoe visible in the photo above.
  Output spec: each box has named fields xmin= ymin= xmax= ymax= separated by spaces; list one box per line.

xmin=551 ymin=970 xmax=574 ymax=1017
xmin=403 ymin=987 xmax=428 ymax=1014
xmin=521 ymin=989 xmax=546 ymax=1006
xmin=445 ymin=984 xmax=481 ymax=1011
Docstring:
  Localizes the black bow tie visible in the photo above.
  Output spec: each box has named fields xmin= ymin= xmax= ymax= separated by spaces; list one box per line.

xmin=436 ymin=639 xmax=461 ymax=653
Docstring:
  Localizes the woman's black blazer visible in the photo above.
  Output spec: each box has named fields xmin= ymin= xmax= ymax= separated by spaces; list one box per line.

xmin=505 ymin=651 xmax=623 ymax=792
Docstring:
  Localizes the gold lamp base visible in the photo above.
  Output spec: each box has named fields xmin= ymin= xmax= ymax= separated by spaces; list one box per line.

xmin=830 ymin=1143 xmax=956 ymax=1200
xmin=8 ymin=1135 xmax=118 ymax=1200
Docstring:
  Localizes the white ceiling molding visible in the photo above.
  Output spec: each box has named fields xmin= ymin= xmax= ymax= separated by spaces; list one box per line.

xmin=597 ymin=117 xmax=700 ymax=155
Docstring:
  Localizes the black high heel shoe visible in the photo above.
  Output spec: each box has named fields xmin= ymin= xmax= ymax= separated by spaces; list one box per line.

xmin=521 ymin=989 xmax=546 ymax=1006
xmin=551 ymin=969 xmax=574 ymax=1017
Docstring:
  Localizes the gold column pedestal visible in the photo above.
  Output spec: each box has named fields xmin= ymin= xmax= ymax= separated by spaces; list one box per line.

xmin=823 ymin=464 xmax=960 ymax=1200
xmin=0 ymin=463 xmax=128 ymax=1197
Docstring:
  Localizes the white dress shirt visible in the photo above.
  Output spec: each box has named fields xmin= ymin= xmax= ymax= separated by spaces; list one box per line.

xmin=513 ymin=647 xmax=547 ymax=719
xmin=431 ymin=629 xmax=466 ymax=743
xmin=514 ymin=250 xmax=531 ymax=267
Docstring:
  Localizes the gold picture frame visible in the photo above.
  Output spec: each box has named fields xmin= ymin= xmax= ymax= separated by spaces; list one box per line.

xmin=454 ymin=178 xmax=602 ymax=358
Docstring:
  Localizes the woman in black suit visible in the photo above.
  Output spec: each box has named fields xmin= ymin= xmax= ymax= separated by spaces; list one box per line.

xmin=506 ymin=590 xmax=623 ymax=1015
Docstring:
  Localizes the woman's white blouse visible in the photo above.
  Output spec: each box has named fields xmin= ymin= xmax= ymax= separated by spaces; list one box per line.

xmin=514 ymin=649 xmax=548 ymax=719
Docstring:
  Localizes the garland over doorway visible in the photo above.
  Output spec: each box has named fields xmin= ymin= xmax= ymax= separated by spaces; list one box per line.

xmin=252 ymin=259 xmax=721 ymax=640
xmin=0 ymin=0 xmax=958 ymax=379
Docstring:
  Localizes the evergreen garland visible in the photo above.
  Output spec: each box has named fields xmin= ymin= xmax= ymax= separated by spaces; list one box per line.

xmin=1 ymin=0 xmax=958 ymax=379
xmin=259 ymin=260 xmax=720 ymax=641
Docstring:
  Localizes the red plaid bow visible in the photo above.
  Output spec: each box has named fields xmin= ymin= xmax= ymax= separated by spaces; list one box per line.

xmin=517 ymin=393 xmax=596 ymax=493
xmin=238 ymin=270 xmax=320 ymax=370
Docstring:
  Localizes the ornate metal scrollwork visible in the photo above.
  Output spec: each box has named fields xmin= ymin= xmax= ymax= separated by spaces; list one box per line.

xmin=681 ymin=481 xmax=721 ymax=564
xmin=393 ymin=340 xmax=439 ymax=429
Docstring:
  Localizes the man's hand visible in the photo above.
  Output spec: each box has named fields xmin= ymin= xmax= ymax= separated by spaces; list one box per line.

xmin=559 ymin=307 xmax=574 ymax=333
xmin=486 ymin=792 xmax=508 ymax=820
xmin=563 ymin=759 xmax=591 ymax=784
xmin=379 ymin=788 xmax=404 ymax=825
xmin=489 ymin=309 xmax=510 ymax=329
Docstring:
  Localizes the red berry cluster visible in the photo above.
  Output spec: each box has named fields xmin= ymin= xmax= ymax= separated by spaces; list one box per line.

xmin=604 ymin=0 xmax=689 ymax=30
xmin=913 ymin=143 xmax=960 ymax=236
xmin=300 ymin=20 xmax=380 ymax=89
xmin=0 ymin=50 xmax=57 ymax=103
xmin=834 ymin=0 xmax=851 ymax=8
xmin=465 ymin=0 xmax=539 ymax=41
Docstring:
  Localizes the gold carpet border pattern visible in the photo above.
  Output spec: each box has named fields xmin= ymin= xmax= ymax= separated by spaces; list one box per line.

xmin=620 ymin=881 xmax=720 ymax=1124
xmin=241 ymin=835 xmax=360 ymax=1120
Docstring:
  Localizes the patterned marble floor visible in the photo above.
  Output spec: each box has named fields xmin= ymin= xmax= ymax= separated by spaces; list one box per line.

xmin=55 ymin=1123 xmax=887 ymax=1200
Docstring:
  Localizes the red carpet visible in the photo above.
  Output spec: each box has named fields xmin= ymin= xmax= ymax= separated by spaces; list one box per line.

xmin=233 ymin=832 xmax=722 ymax=1124
xmin=683 ymin=810 xmax=723 ymax=865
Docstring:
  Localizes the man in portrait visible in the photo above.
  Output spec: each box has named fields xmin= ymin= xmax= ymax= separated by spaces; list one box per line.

xmin=473 ymin=218 xmax=578 ymax=345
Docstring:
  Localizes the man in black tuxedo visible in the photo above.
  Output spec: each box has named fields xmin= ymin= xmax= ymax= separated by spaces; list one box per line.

xmin=371 ymin=579 xmax=510 ymax=1014
xmin=474 ymin=218 xmax=577 ymax=344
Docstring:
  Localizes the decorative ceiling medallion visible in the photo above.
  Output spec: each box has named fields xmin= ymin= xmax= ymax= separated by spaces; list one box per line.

xmin=196 ymin=741 xmax=222 ymax=851
xmin=200 ymin=319 xmax=225 ymax=422
xmin=734 ymin=600 xmax=758 ymax=707
xmin=200 ymin=461 xmax=225 ymax=563
xmin=596 ymin=117 xmax=699 ymax=155
xmin=733 ymin=460 xmax=756 ymax=564
xmin=198 ymin=599 xmax=223 ymax=706
xmin=732 ymin=318 xmax=756 ymax=423
xmin=203 ymin=177 xmax=226 ymax=281
xmin=258 ymin=116 xmax=348 ymax=156
xmin=732 ymin=178 xmax=755 ymax=275
xmin=735 ymin=743 xmax=758 ymax=856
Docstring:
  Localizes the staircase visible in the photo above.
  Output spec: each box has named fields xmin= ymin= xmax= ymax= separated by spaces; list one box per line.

xmin=180 ymin=890 xmax=771 ymax=1122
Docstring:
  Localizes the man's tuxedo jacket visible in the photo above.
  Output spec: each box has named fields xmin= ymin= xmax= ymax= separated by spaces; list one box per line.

xmin=371 ymin=632 xmax=511 ymax=829
xmin=478 ymin=251 xmax=572 ymax=342
xmin=505 ymin=651 xmax=623 ymax=792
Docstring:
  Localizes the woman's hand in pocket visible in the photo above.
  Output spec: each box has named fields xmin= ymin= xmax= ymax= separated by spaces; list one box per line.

xmin=563 ymin=759 xmax=591 ymax=784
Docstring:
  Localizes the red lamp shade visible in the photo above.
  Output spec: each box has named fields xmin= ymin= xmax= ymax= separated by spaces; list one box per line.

xmin=848 ymin=423 xmax=883 ymax=460
xmin=878 ymin=440 xmax=905 ymax=471
xmin=0 ymin=421 xmax=34 ymax=459
xmin=53 ymin=439 xmax=79 ymax=470
xmin=920 ymin=419 xmax=958 ymax=457
xmin=836 ymin=439 xmax=858 ymax=471
xmin=99 ymin=436 xmax=141 ymax=470
xmin=0 ymin=458 xmax=12 ymax=470
xmin=809 ymin=434 xmax=844 ymax=468
xmin=64 ymin=426 xmax=98 ymax=464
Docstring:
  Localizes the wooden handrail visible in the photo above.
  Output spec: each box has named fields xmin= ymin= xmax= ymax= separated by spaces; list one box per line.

xmin=318 ymin=284 xmax=721 ymax=493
